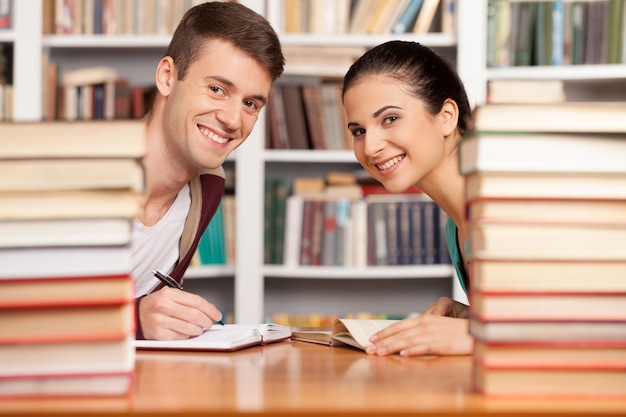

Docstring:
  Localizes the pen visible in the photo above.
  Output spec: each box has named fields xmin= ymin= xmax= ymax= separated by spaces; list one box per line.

xmin=152 ymin=270 xmax=183 ymax=290
xmin=152 ymin=270 xmax=224 ymax=326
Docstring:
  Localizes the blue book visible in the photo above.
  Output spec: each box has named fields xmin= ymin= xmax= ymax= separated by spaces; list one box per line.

xmin=199 ymin=200 xmax=225 ymax=265
xmin=551 ymin=0 xmax=565 ymax=65
xmin=392 ymin=0 xmax=424 ymax=34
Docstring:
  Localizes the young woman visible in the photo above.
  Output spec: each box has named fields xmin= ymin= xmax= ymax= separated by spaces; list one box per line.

xmin=342 ymin=40 xmax=473 ymax=356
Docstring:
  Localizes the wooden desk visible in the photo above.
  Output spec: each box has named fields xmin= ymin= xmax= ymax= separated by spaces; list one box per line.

xmin=2 ymin=341 xmax=626 ymax=416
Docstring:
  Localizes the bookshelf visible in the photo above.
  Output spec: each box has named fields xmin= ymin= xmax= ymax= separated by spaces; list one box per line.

xmin=454 ymin=1 xmax=626 ymax=105
xmin=8 ymin=0 xmax=625 ymax=323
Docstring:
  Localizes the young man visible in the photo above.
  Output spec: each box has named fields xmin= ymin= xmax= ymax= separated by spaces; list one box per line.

xmin=132 ymin=2 xmax=284 ymax=340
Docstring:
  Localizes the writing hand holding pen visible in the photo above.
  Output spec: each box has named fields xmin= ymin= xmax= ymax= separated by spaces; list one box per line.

xmin=152 ymin=270 xmax=225 ymax=326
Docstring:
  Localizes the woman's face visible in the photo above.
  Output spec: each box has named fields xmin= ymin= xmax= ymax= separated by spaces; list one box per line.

xmin=343 ymin=75 xmax=447 ymax=193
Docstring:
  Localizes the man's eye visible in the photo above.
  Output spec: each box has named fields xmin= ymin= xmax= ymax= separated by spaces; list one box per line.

xmin=244 ymin=100 xmax=258 ymax=110
xmin=210 ymin=85 xmax=225 ymax=96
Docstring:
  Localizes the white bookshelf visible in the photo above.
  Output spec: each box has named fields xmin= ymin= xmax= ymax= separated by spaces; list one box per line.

xmin=9 ymin=0 xmax=624 ymax=323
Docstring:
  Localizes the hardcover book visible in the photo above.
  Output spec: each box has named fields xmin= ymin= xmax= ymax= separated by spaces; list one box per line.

xmin=473 ymin=339 xmax=626 ymax=369
xmin=469 ymin=316 xmax=626 ymax=343
xmin=468 ymin=221 xmax=626 ymax=261
xmin=0 ymin=120 xmax=145 ymax=159
xmin=469 ymin=102 xmax=626 ymax=134
xmin=470 ymin=291 xmax=626 ymax=321
xmin=459 ymin=132 xmax=626 ymax=175
xmin=470 ymin=259 xmax=626 ymax=293
xmin=473 ymin=360 xmax=626 ymax=398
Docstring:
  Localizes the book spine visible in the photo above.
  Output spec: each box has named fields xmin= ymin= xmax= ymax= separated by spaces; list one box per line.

xmin=299 ymin=199 xmax=315 ymax=266
xmin=398 ymin=201 xmax=413 ymax=265
xmin=272 ymin=178 xmax=289 ymax=265
xmin=386 ymin=201 xmax=400 ymax=266
xmin=309 ymin=199 xmax=325 ymax=266
xmin=334 ymin=198 xmax=351 ymax=266
xmin=321 ymin=200 xmax=337 ymax=266
xmin=263 ymin=178 xmax=276 ymax=264
xmin=551 ymin=0 xmax=565 ymax=66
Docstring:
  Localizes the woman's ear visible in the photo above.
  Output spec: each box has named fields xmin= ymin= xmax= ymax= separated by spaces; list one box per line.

xmin=155 ymin=56 xmax=177 ymax=97
xmin=440 ymin=99 xmax=460 ymax=137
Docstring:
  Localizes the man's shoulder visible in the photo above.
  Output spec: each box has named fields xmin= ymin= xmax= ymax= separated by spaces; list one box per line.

xmin=198 ymin=166 xmax=225 ymax=179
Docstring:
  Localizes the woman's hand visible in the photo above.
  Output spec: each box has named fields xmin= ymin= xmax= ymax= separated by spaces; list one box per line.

xmin=424 ymin=296 xmax=470 ymax=319
xmin=365 ymin=297 xmax=473 ymax=357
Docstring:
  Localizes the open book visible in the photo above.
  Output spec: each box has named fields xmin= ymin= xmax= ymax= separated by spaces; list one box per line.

xmin=134 ymin=323 xmax=291 ymax=352
xmin=291 ymin=318 xmax=400 ymax=351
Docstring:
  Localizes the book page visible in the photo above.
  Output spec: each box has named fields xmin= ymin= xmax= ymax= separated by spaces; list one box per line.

xmin=245 ymin=323 xmax=292 ymax=344
xmin=134 ymin=325 xmax=261 ymax=351
xmin=332 ymin=319 xmax=400 ymax=349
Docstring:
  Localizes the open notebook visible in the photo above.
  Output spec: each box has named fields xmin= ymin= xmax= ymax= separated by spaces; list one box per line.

xmin=134 ymin=323 xmax=291 ymax=352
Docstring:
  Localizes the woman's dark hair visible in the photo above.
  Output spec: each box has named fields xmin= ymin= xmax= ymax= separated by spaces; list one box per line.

xmin=164 ymin=2 xmax=285 ymax=82
xmin=342 ymin=41 xmax=471 ymax=134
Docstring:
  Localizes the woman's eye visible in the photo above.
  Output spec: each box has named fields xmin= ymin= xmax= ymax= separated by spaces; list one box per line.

xmin=383 ymin=115 xmax=398 ymax=125
xmin=210 ymin=85 xmax=225 ymax=96
xmin=351 ymin=128 xmax=365 ymax=137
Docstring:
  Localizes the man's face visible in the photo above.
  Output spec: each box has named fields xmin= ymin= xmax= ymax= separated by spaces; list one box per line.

xmin=164 ymin=39 xmax=273 ymax=171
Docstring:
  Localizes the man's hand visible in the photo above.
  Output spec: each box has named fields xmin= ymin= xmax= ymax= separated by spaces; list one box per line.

xmin=138 ymin=287 xmax=223 ymax=340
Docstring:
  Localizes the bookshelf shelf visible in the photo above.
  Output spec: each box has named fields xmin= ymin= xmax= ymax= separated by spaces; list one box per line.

xmin=278 ymin=33 xmax=457 ymax=48
xmin=0 ymin=30 xmax=14 ymax=42
xmin=264 ymin=264 xmax=455 ymax=279
xmin=42 ymin=35 xmax=173 ymax=49
xmin=263 ymin=149 xmax=357 ymax=163
xmin=486 ymin=64 xmax=626 ymax=81
xmin=184 ymin=266 xmax=235 ymax=279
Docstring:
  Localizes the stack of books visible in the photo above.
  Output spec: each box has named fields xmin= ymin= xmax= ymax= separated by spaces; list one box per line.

xmin=461 ymin=101 xmax=626 ymax=398
xmin=0 ymin=120 xmax=145 ymax=397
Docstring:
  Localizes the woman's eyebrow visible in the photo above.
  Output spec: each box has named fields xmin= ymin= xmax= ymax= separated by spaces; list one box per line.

xmin=373 ymin=105 xmax=402 ymax=118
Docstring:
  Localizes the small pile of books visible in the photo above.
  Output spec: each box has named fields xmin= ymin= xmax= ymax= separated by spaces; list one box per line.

xmin=461 ymin=101 xmax=626 ymax=398
xmin=0 ymin=120 xmax=145 ymax=397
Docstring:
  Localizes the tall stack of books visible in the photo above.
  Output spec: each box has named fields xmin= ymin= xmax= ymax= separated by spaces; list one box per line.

xmin=460 ymin=101 xmax=626 ymax=398
xmin=0 ymin=120 xmax=145 ymax=397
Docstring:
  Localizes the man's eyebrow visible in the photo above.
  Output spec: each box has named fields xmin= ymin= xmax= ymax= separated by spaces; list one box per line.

xmin=208 ymin=75 xmax=234 ymax=87
xmin=207 ymin=76 xmax=267 ymax=105
xmin=252 ymin=94 xmax=267 ymax=106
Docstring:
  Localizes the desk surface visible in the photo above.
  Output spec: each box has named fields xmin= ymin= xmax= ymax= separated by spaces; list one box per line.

xmin=2 ymin=340 xmax=626 ymax=416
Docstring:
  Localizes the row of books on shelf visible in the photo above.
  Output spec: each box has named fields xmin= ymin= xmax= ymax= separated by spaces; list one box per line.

xmin=271 ymin=311 xmax=412 ymax=328
xmin=44 ymin=0 xmax=204 ymax=36
xmin=0 ymin=82 xmax=12 ymax=121
xmin=0 ymin=43 xmax=12 ymax=121
xmin=462 ymin=100 xmax=626 ymax=398
xmin=487 ymin=0 xmax=626 ymax=68
xmin=266 ymin=79 xmax=353 ymax=150
xmin=277 ymin=0 xmax=455 ymax=35
xmin=44 ymin=64 xmax=156 ymax=121
xmin=264 ymin=174 xmax=451 ymax=268
xmin=0 ymin=0 xmax=10 ymax=29
xmin=0 ymin=120 xmax=145 ymax=398
xmin=189 ymin=194 xmax=236 ymax=267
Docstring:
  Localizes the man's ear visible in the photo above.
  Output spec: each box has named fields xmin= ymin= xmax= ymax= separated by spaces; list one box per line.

xmin=440 ymin=98 xmax=460 ymax=137
xmin=155 ymin=56 xmax=177 ymax=96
